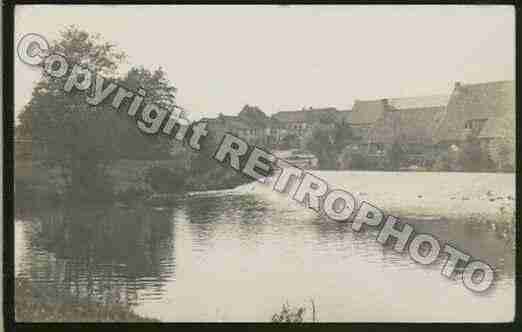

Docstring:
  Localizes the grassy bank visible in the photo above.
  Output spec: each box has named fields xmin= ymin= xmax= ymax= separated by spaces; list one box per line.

xmin=15 ymin=278 xmax=158 ymax=322
xmin=15 ymin=159 xmax=251 ymax=203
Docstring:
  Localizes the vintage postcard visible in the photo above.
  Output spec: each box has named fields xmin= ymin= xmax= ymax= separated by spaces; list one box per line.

xmin=10 ymin=4 xmax=515 ymax=323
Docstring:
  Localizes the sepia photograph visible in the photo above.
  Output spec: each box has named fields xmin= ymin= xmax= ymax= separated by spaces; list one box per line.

xmin=8 ymin=4 xmax=516 ymax=323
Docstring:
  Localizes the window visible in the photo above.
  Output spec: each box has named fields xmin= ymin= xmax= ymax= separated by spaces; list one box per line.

xmin=464 ymin=121 xmax=471 ymax=129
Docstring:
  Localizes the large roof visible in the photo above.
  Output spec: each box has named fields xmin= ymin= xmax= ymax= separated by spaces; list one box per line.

xmin=435 ymin=80 xmax=515 ymax=142
xmin=350 ymin=100 xmax=387 ymax=125
xmin=368 ymin=106 xmax=447 ymax=145
xmin=350 ymin=94 xmax=449 ymax=126
xmin=388 ymin=94 xmax=450 ymax=110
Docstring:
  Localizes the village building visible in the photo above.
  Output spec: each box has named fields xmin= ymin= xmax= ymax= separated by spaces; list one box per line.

xmin=206 ymin=106 xmax=352 ymax=150
xmin=348 ymin=99 xmax=388 ymax=141
xmin=366 ymin=94 xmax=449 ymax=166
xmin=342 ymin=94 xmax=449 ymax=166
xmin=435 ymin=80 xmax=515 ymax=169
xmin=270 ymin=107 xmax=351 ymax=147
xmin=272 ymin=107 xmax=342 ymax=130
xmin=195 ymin=80 xmax=516 ymax=171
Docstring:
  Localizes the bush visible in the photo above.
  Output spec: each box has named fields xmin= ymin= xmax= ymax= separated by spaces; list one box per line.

xmin=115 ymin=186 xmax=152 ymax=202
xmin=144 ymin=166 xmax=186 ymax=194
xmin=458 ymin=139 xmax=494 ymax=172
xmin=271 ymin=302 xmax=306 ymax=323
xmin=345 ymin=152 xmax=373 ymax=170
xmin=271 ymin=300 xmax=317 ymax=323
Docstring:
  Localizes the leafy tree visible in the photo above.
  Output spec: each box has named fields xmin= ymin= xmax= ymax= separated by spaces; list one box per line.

xmin=17 ymin=26 xmax=126 ymax=201
xmin=114 ymin=66 xmax=178 ymax=159
xmin=457 ymin=138 xmax=494 ymax=172
xmin=305 ymin=122 xmax=353 ymax=169
xmin=144 ymin=166 xmax=186 ymax=193
xmin=489 ymin=111 xmax=516 ymax=171
xmin=237 ymin=104 xmax=269 ymax=126
xmin=386 ymin=141 xmax=406 ymax=171
xmin=17 ymin=26 xmax=179 ymax=201
xmin=280 ymin=133 xmax=300 ymax=150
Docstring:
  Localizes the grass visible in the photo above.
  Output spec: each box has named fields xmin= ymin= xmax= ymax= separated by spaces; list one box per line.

xmin=15 ymin=278 xmax=158 ymax=322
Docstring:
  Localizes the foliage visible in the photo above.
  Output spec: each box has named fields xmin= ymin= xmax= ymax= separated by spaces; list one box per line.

xmin=386 ymin=141 xmax=406 ymax=171
xmin=271 ymin=302 xmax=307 ymax=323
xmin=279 ymin=133 xmax=300 ymax=150
xmin=339 ymin=148 xmax=373 ymax=170
xmin=17 ymin=26 xmax=179 ymax=200
xmin=271 ymin=299 xmax=317 ymax=323
xmin=305 ymin=122 xmax=353 ymax=169
xmin=113 ymin=66 xmax=179 ymax=159
xmin=457 ymin=138 xmax=494 ymax=172
xmin=16 ymin=278 xmax=158 ymax=322
xmin=431 ymin=139 xmax=495 ymax=172
xmin=17 ymin=26 xmax=126 ymax=199
xmin=238 ymin=104 xmax=269 ymax=127
xmin=489 ymin=110 xmax=516 ymax=171
xmin=494 ymin=141 xmax=515 ymax=172
xmin=115 ymin=186 xmax=152 ymax=202
xmin=144 ymin=166 xmax=186 ymax=193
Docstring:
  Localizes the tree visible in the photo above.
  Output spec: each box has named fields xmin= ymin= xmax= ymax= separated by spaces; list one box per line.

xmin=17 ymin=26 xmax=127 ymax=201
xmin=386 ymin=141 xmax=406 ymax=171
xmin=17 ymin=26 xmax=179 ymax=201
xmin=457 ymin=138 xmax=494 ymax=172
xmin=114 ymin=66 xmax=178 ymax=159
xmin=489 ymin=111 xmax=516 ymax=171
xmin=305 ymin=122 xmax=353 ymax=169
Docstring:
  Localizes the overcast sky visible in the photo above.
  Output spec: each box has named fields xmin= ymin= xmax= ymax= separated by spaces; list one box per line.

xmin=14 ymin=5 xmax=515 ymax=120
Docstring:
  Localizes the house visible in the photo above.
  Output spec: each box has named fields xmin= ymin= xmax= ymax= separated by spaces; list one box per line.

xmin=203 ymin=105 xmax=272 ymax=145
xmin=435 ymin=80 xmax=514 ymax=144
xmin=272 ymin=107 xmax=343 ymax=131
xmin=270 ymin=107 xmax=349 ymax=147
xmin=366 ymin=94 xmax=449 ymax=165
xmin=435 ymin=80 xmax=515 ymax=169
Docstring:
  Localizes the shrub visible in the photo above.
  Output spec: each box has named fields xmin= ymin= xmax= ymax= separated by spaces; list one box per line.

xmin=271 ymin=302 xmax=306 ymax=323
xmin=144 ymin=166 xmax=186 ymax=194
xmin=116 ymin=186 xmax=152 ymax=202
xmin=271 ymin=300 xmax=317 ymax=323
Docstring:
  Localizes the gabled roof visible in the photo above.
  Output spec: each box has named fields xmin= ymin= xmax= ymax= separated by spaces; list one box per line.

xmin=435 ymin=80 xmax=515 ymax=142
xmin=350 ymin=94 xmax=449 ymax=126
xmin=349 ymin=99 xmax=387 ymax=125
xmin=368 ymin=106 xmax=447 ymax=145
xmin=388 ymin=94 xmax=450 ymax=110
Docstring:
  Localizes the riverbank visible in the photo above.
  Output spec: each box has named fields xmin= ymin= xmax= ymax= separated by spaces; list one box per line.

xmin=15 ymin=278 xmax=158 ymax=322
xmin=15 ymin=158 xmax=252 ymax=206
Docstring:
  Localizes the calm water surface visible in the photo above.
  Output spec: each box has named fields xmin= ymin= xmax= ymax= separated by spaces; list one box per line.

xmin=15 ymin=172 xmax=515 ymax=322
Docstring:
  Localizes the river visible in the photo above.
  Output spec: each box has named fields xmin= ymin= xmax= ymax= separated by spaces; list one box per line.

xmin=15 ymin=171 xmax=515 ymax=322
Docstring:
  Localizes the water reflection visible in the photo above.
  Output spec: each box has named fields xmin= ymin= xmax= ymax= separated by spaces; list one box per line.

xmin=16 ymin=204 xmax=176 ymax=305
xmin=15 ymin=188 xmax=515 ymax=321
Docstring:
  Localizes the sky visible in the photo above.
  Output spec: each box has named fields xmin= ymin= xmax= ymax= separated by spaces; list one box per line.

xmin=14 ymin=5 xmax=515 ymax=121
